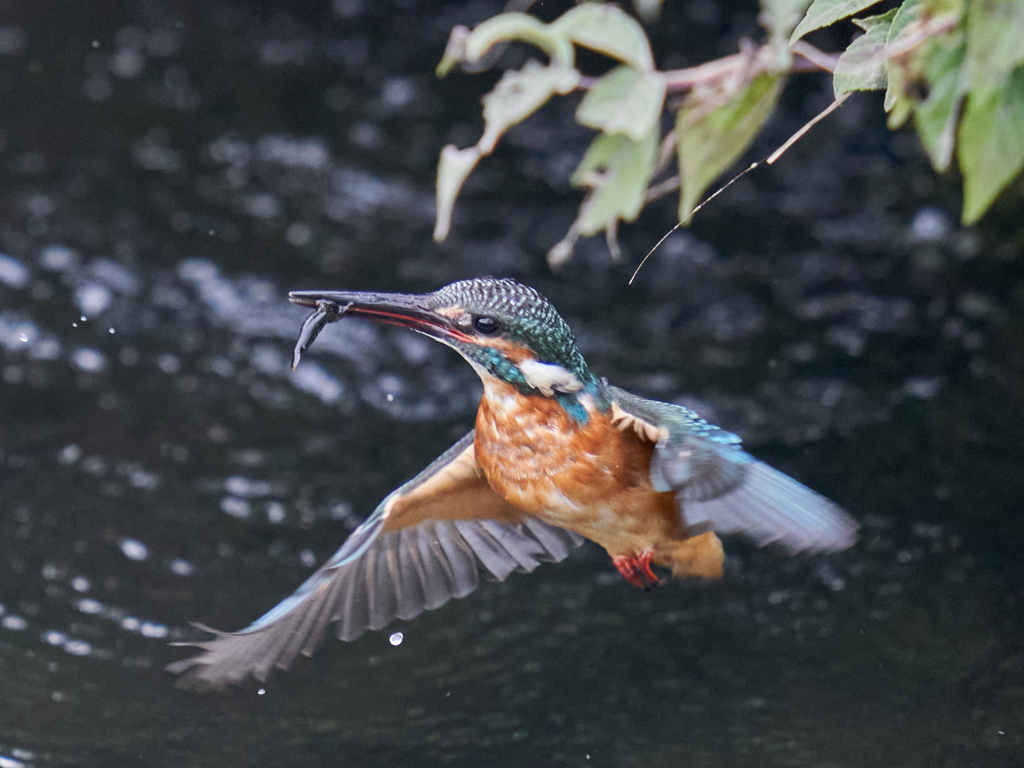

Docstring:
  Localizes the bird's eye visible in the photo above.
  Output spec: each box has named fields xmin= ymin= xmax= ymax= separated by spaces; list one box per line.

xmin=473 ymin=315 xmax=500 ymax=335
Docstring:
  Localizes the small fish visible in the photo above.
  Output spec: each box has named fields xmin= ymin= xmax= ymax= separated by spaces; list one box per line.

xmin=291 ymin=300 xmax=348 ymax=370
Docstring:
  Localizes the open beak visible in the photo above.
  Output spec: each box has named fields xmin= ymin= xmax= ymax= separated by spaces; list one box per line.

xmin=288 ymin=289 xmax=471 ymax=344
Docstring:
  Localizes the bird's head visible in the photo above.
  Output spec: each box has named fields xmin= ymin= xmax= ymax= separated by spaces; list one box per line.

xmin=289 ymin=278 xmax=594 ymax=397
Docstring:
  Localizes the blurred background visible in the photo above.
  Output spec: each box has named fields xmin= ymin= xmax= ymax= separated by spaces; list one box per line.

xmin=0 ymin=0 xmax=1021 ymax=766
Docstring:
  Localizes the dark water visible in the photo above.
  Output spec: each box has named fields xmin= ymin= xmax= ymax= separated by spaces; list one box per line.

xmin=0 ymin=1 xmax=1022 ymax=766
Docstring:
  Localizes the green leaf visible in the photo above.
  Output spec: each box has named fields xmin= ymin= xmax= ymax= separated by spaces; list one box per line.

xmin=572 ymin=132 xmax=620 ymax=185
xmin=761 ymin=0 xmax=814 ymax=47
xmin=958 ymin=66 xmax=1024 ymax=224
xmin=437 ymin=25 xmax=470 ymax=78
xmin=463 ymin=13 xmax=575 ymax=69
xmin=481 ymin=62 xmax=580 ymax=152
xmin=676 ymin=73 xmax=784 ymax=223
xmin=881 ymin=2 xmax=969 ymax=169
xmin=887 ymin=0 xmax=925 ymax=44
xmin=790 ymin=0 xmax=883 ymax=44
xmin=922 ymin=0 xmax=964 ymax=16
xmin=965 ymin=0 xmax=1024 ymax=97
xmin=572 ymin=130 xmax=658 ymax=236
xmin=833 ymin=9 xmax=897 ymax=96
xmin=632 ymin=0 xmax=666 ymax=23
xmin=913 ymin=33 xmax=966 ymax=172
xmin=434 ymin=145 xmax=481 ymax=242
xmin=575 ymin=66 xmax=666 ymax=141
xmin=553 ymin=4 xmax=655 ymax=72
xmin=883 ymin=0 xmax=925 ymax=127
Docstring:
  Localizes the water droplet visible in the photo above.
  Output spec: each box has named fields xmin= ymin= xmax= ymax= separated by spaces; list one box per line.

xmin=257 ymin=688 xmax=266 ymax=696
xmin=71 ymin=322 xmax=78 ymax=328
xmin=389 ymin=631 xmax=403 ymax=646
xmin=2 ymin=615 xmax=27 ymax=630
xmin=80 ymin=315 xmax=86 ymax=322
xmin=58 ymin=444 xmax=82 ymax=465
xmin=64 ymin=639 xmax=91 ymax=656
xmin=119 ymin=538 xmax=149 ymax=561
xmin=18 ymin=333 xmax=28 ymax=342
xmin=108 ymin=327 xmax=115 ymax=334
xmin=77 ymin=598 xmax=102 ymax=614
xmin=140 ymin=622 xmax=168 ymax=638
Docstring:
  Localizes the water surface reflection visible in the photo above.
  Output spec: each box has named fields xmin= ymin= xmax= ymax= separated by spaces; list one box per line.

xmin=0 ymin=0 xmax=1021 ymax=766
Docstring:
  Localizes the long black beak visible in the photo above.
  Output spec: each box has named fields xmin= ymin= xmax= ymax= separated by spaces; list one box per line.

xmin=288 ymin=289 xmax=468 ymax=339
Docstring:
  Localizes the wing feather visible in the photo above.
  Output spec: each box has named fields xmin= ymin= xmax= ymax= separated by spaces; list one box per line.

xmin=167 ymin=430 xmax=584 ymax=688
xmin=607 ymin=385 xmax=857 ymax=554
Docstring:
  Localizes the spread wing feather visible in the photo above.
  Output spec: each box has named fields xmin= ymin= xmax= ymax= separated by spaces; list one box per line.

xmin=607 ymin=385 xmax=857 ymax=553
xmin=167 ymin=431 xmax=584 ymax=688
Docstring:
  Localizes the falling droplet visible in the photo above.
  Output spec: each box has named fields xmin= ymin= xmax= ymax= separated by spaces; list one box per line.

xmin=389 ymin=631 xmax=403 ymax=646
xmin=80 ymin=315 xmax=87 ymax=322
xmin=108 ymin=327 xmax=115 ymax=334
xmin=257 ymin=688 xmax=266 ymax=696
xmin=18 ymin=333 xmax=28 ymax=343
xmin=71 ymin=322 xmax=78 ymax=328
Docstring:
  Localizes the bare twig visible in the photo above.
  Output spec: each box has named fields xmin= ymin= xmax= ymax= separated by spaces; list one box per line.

xmin=547 ymin=220 xmax=581 ymax=269
xmin=790 ymin=40 xmax=839 ymax=73
xmin=605 ymin=219 xmax=623 ymax=262
xmin=659 ymin=42 xmax=838 ymax=93
xmin=884 ymin=13 xmax=958 ymax=61
xmin=661 ymin=49 xmax=770 ymax=91
xmin=644 ymin=175 xmax=680 ymax=204
xmin=629 ymin=162 xmax=758 ymax=284
xmin=653 ymin=129 xmax=678 ymax=177
xmin=631 ymin=91 xmax=853 ymax=285
xmin=767 ymin=92 xmax=850 ymax=164
xmin=629 ymin=223 xmax=682 ymax=285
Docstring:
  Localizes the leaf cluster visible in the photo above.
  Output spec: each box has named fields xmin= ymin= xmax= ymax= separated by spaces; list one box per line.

xmin=435 ymin=0 xmax=1024 ymax=266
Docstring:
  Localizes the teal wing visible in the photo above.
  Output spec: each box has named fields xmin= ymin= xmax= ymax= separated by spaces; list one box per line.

xmin=607 ymin=385 xmax=857 ymax=553
xmin=167 ymin=430 xmax=584 ymax=688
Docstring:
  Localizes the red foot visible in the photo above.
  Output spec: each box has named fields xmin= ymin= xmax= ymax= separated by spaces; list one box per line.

xmin=612 ymin=550 xmax=659 ymax=589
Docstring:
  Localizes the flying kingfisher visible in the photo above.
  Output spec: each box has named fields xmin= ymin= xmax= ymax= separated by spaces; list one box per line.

xmin=168 ymin=277 xmax=856 ymax=686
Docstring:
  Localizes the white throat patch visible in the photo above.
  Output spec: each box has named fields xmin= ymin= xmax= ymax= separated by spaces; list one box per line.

xmin=518 ymin=359 xmax=584 ymax=396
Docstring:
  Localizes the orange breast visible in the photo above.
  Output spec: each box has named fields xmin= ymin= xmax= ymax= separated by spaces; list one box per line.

xmin=473 ymin=380 xmax=679 ymax=556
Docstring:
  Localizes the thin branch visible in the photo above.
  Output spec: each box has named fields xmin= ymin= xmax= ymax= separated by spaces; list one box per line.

xmin=659 ymin=42 xmax=838 ymax=93
xmin=630 ymin=161 xmax=758 ymax=284
xmin=644 ymin=175 xmax=680 ymax=204
xmin=547 ymin=220 xmax=581 ymax=269
xmin=605 ymin=219 xmax=623 ymax=262
xmin=661 ymin=49 xmax=767 ymax=91
xmin=884 ymin=13 xmax=958 ymax=61
xmin=653 ymin=129 xmax=678 ymax=177
xmin=632 ymin=91 xmax=853 ymax=284
xmin=790 ymin=40 xmax=839 ymax=73
xmin=767 ymin=92 xmax=850 ymax=165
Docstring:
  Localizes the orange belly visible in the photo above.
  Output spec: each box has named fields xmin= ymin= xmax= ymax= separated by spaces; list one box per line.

xmin=473 ymin=380 xmax=683 ymax=559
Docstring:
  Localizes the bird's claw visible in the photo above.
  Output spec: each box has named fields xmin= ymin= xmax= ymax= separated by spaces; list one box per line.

xmin=612 ymin=550 xmax=659 ymax=589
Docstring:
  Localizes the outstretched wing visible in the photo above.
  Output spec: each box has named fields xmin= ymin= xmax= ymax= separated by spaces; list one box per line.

xmin=607 ymin=385 xmax=857 ymax=553
xmin=167 ymin=431 xmax=584 ymax=688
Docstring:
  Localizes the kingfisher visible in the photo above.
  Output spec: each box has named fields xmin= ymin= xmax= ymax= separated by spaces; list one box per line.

xmin=168 ymin=277 xmax=856 ymax=687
